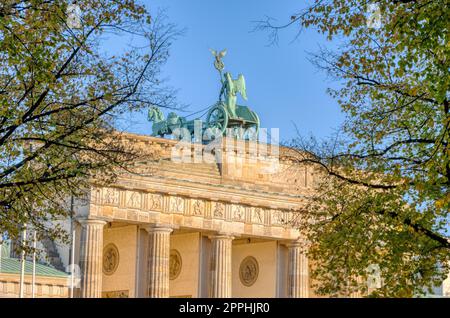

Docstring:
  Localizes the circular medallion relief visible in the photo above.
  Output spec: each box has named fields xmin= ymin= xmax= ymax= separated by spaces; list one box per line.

xmin=239 ymin=256 xmax=259 ymax=287
xmin=169 ymin=249 xmax=182 ymax=280
xmin=103 ymin=243 xmax=119 ymax=275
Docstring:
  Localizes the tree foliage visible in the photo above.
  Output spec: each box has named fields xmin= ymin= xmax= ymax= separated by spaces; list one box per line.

xmin=0 ymin=1 xmax=178 ymax=247
xmin=259 ymin=0 xmax=449 ymax=296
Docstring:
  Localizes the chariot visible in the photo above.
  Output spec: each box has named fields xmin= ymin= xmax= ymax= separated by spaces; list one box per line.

xmin=148 ymin=49 xmax=261 ymax=141
xmin=205 ymin=101 xmax=260 ymax=138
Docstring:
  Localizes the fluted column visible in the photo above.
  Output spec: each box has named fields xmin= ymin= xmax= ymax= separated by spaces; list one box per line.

xmin=209 ymin=234 xmax=234 ymax=298
xmin=146 ymin=225 xmax=173 ymax=298
xmin=443 ymin=266 xmax=450 ymax=297
xmin=287 ymin=242 xmax=309 ymax=298
xmin=78 ymin=219 xmax=106 ymax=298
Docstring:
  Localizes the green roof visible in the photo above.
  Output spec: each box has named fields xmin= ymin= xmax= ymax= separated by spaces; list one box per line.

xmin=0 ymin=257 xmax=68 ymax=278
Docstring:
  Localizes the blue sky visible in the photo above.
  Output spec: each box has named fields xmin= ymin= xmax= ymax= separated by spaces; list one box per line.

xmin=118 ymin=0 xmax=344 ymax=142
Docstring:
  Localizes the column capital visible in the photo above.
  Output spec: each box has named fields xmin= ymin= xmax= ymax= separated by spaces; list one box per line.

xmin=142 ymin=223 xmax=175 ymax=234
xmin=285 ymin=241 xmax=302 ymax=248
xmin=283 ymin=237 xmax=309 ymax=248
xmin=208 ymin=233 xmax=235 ymax=241
xmin=77 ymin=217 xmax=108 ymax=227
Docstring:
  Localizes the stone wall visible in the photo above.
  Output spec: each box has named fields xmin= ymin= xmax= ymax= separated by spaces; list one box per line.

xmin=0 ymin=273 xmax=69 ymax=298
xmin=73 ymin=134 xmax=314 ymax=298
xmin=102 ymin=224 xmax=138 ymax=298
xmin=169 ymin=232 xmax=201 ymax=298
xmin=232 ymin=241 xmax=278 ymax=298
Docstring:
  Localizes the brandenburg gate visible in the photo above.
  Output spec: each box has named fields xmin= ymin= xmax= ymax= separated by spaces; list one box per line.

xmin=74 ymin=135 xmax=313 ymax=298
xmin=72 ymin=51 xmax=313 ymax=298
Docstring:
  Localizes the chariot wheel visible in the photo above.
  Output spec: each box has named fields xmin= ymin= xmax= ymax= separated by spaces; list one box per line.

xmin=251 ymin=111 xmax=260 ymax=136
xmin=206 ymin=103 xmax=229 ymax=137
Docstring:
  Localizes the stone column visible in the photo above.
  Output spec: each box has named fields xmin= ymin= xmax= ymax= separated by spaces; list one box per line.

xmin=443 ymin=272 xmax=450 ymax=297
xmin=146 ymin=225 xmax=173 ymax=298
xmin=78 ymin=219 xmax=106 ymax=298
xmin=287 ymin=241 xmax=309 ymax=298
xmin=209 ymin=234 xmax=233 ymax=298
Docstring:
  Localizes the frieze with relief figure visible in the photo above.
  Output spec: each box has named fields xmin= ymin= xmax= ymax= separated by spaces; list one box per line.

xmin=191 ymin=199 xmax=205 ymax=216
xmin=148 ymin=193 xmax=163 ymax=211
xmin=103 ymin=187 xmax=119 ymax=205
xmin=89 ymin=187 xmax=301 ymax=232
xmin=232 ymin=204 xmax=245 ymax=221
xmin=212 ymin=201 xmax=225 ymax=218
xmin=127 ymin=191 xmax=142 ymax=209
xmin=251 ymin=207 xmax=265 ymax=224
xmin=170 ymin=196 xmax=185 ymax=214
